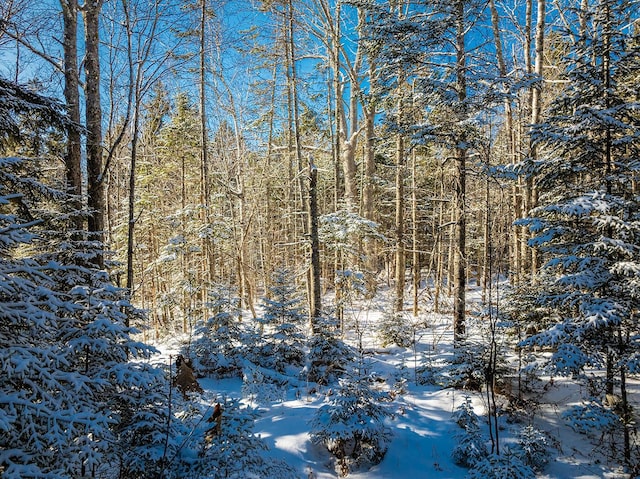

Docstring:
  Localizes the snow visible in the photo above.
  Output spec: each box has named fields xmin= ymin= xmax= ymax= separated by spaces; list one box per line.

xmin=149 ymin=288 xmax=635 ymax=479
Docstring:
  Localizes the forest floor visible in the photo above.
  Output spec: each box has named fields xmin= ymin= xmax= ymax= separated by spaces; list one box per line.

xmin=151 ymin=286 xmax=636 ymax=479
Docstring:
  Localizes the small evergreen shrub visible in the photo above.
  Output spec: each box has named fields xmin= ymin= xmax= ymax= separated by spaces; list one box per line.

xmin=444 ymin=342 xmax=487 ymax=391
xmin=309 ymin=376 xmax=392 ymax=476
xmin=377 ymin=311 xmax=413 ymax=348
xmin=306 ymin=316 xmax=354 ymax=385
xmin=513 ymin=425 xmax=550 ymax=471
xmin=190 ymin=285 xmax=244 ymax=378
xmin=451 ymin=396 xmax=488 ymax=468
xmin=466 ymin=453 xmax=536 ymax=479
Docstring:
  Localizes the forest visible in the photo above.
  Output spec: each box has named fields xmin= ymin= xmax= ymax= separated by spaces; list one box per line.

xmin=1 ymin=0 xmax=639 ymax=477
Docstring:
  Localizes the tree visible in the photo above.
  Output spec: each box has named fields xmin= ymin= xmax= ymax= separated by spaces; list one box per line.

xmin=59 ymin=0 xmax=82 ymax=221
xmin=254 ymin=268 xmax=307 ymax=373
xmin=79 ymin=0 xmax=106 ymax=253
xmin=451 ymin=396 xmax=488 ymax=468
xmin=309 ymin=374 xmax=392 ymax=476
xmin=0 ymin=78 xmax=161 ymax=478
xmin=361 ymin=0 xmax=493 ymax=340
xmin=514 ymin=0 xmax=640 ymax=465
xmin=191 ymin=284 xmax=245 ymax=378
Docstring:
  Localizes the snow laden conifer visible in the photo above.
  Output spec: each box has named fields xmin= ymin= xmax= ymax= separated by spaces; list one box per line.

xmin=466 ymin=453 xmax=536 ymax=479
xmin=253 ymin=267 xmax=307 ymax=373
xmin=512 ymin=425 xmax=550 ymax=472
xmin=306 ymin=315 xmax=354 ymax=385
xmin=190 ymin=284 xmax=245 ymax=378
xmin=188 ymin=397 xmax=298 ymax=479
xmin=451 ymin=396 xmax=488 ymax=468
xmin=509 ymin=0 xmax=640 ymax=466
xmin=377 ymin=310 xmax=413 ymax=348
xmin=0 ymin=78 xmax=165 ymax=478
xmin=309 ymin=372 xmax=393 ymax=477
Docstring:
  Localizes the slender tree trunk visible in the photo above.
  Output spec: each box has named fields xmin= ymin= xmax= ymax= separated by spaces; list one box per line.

xmin=124 ymin=0 xmax=138 ymax=312
xmin=263 ymin=59 xmax=279 ymax=292
xmin=362 ymin=106 xmax=377 ymax=292
xmin=125 ymin=94 xmax=141 ymax=322
xmin=453 ymin=0 xmax=467 ymax=342
xmin=412 ymin=150 xmax=420 ymax=316
xmin=528 ymin=0 xmax=546 ymax=279
xmin=341 ymin=29 xmax=362 ymax=210
xmin=333 ymin=2 xmax=342 ymax=209
xmin=199 ymin=0 xmax=212 ymax=299
xmin=362 ymin=93 xmax=376 ymax=220
xmin=489 ymin=0 xmax=519 ymax=284
xmin=394 ymin=126 xmax=405 ymax=313
xmin=309 ymin=159 xmax=322 ymax=329
xmin=60 ymin=0 xmax=83 ymax=228
xmin=285 ymin=0 xmax=313 ymax=317
xmin=83 ymin=0 xmax=105 ymax=257
xmin=482 ymin=169 xmax=490 ymax=303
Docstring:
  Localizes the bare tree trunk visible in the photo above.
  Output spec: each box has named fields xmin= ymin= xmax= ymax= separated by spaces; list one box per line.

xmin=412 ymin=149 xmax=420 ymax=316
xmin=285 ymin=0 xmax=313 ymax=319
xmin=362 ymin=109 xmax=378 ymax=295
xmin=341 ymin=31 xmax=362 ymax=210
xmin=83 ymin=0 xmax=105 ymax=259
xmin=199 ymin=0 xmax=212 ymax=298
xmin=125 ymin=90 xmax=140 ymax=323
xmin=529 ymin=0 xmax=546 ymax=279
xmin=60 ymin=0 xmax=83 ymax=228
xmin=309 ymin=159 xmax=322 ymax=329
xmin=332 ymin=2 xmax=342 ymax=209
xmin=394 ymin=127 xmax=405 ymax=314
xmin=362 ymin=101 xmax=376 ymax=222
xmin=488 ymin=0 xmax=519 ymax=284
xmin=124 ymin=0 xmax=139 ymax=312
xmin=453 ymin=0 xmax=467 ymax=342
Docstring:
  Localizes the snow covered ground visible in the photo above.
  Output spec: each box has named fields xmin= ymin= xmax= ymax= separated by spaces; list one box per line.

xmin=150 ymin=288 xmax=635 ymax=479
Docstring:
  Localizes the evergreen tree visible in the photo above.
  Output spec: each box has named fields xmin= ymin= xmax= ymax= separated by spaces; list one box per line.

xmin=451 ymin=396 xmax=488 ymax=468
xmin=512 ymin=0 xmax=640 ymax=465
xmin=191 ymin=284 xmax=245 ymax=378
xmin=193 ymin=397 xmax=298 ymax=479
xmin=306 ymin=315 xmax=354 ymax=385
xmin=0 ymin=78 xmax=165 ymax=478
xmin=309 ymin=374 xmax=392 ymax=477
xmin=253 ymin=268 xmax=307 ymax=373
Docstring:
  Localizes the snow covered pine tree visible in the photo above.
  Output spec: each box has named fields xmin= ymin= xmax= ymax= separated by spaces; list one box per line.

xmin=512 ymin=0 xmax=640 ymax=466
xmin=0 ymin=77 xmax=168 ymax=478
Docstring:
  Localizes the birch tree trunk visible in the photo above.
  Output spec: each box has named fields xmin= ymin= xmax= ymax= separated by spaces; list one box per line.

xmin=529 ymin=0 xmax=545 ymax=278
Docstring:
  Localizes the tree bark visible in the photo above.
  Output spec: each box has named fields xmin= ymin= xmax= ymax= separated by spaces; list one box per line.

xmin=60 ymin=0 xmax=83 ymax=228
xmin=411 ymin=149 xmax=419 ymax=316
xmin=394 ymin=127 xmax=405 ymax=314
xmin=488 ymin=0 xmax=519 ymax=284
xmin=453 ymin=0 xmax=467 ymax=342
xmin=528 ymin=0 xmax=546 ymax=278
xmin=83 ymin=0 xmax=105 ymax=260
xmin=309 ymin=159 xmax=322 ymax=329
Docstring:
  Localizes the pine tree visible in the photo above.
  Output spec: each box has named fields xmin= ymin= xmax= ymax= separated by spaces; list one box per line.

xmin=451 ymin=396 xmax=488 ymax=468
xmin=193 ymin=397 xmax=299 ymax=479
xmin=306 ymin=315 xmax=354 ymax=385
xmin=191 ymin=284 xmax=245 ymax=378
xmin=513 ymin=0 xmax=640 ymax=465
xmin=0 ymin=78 xmax=165 ymax=478
xmin=309 ymin=374 xmax=392 ymax=476
xmin=254 ymin=268 xmax=307 ymax=373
